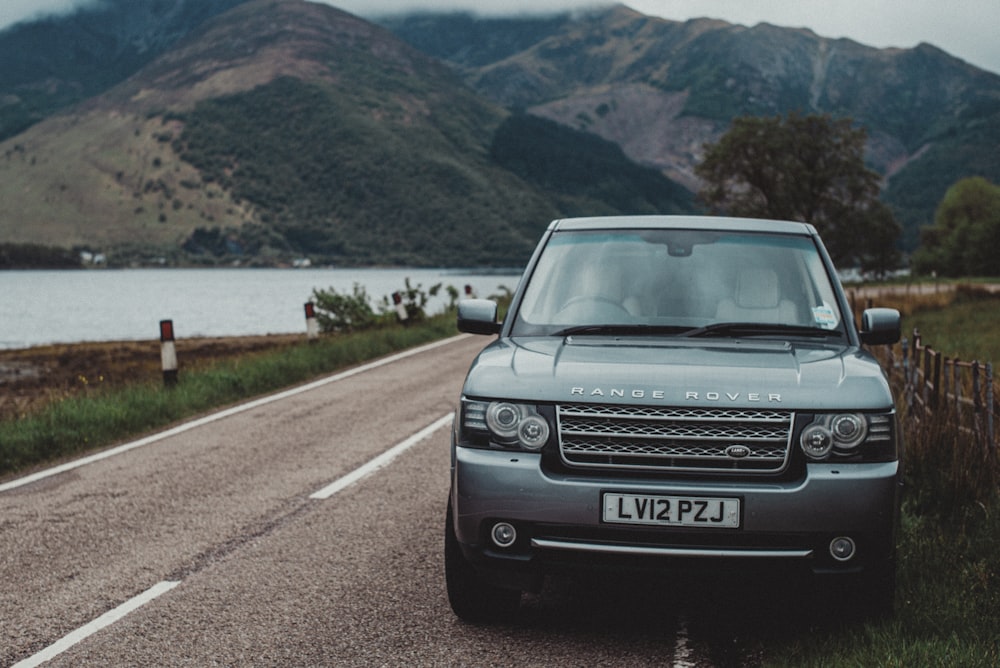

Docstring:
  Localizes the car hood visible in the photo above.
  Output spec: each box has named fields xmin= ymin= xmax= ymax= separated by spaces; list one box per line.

xmin=462 ymin=335 xmax=894 ymax=411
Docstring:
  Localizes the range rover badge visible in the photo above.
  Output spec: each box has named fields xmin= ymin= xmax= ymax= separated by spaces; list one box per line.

xmin=725 ymin=445 xmax=752 ymax=459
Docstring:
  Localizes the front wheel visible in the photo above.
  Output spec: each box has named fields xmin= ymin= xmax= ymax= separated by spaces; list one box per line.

xmin=445 ymin=500 xmax=521 ymax=623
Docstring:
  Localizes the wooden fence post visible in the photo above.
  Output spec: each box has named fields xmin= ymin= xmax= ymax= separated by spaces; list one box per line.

xmin=931 ymin=350 xmax=942 ymax=410
xmin=952 ymin=357 xmax=961 ymax=414
xmin=987 ymin=363 xmax=995 ymax=452
xmin=923 ymin=346 xmax=932 ymax=413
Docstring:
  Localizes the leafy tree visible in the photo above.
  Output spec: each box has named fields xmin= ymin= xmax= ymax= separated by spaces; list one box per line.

xmin=912 ymin=177 xmax=1000 ymax=277
xmin=695 ymin=112 xmax=900 ymax=271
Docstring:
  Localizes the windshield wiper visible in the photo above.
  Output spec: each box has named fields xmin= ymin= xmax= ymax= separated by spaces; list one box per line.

xmin=680 ymin=322 xmax=839 ymax=338
xmin=553 ymin=324 xmax=689 ymax=337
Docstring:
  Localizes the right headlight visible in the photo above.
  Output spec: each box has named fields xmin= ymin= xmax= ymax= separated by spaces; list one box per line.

xmin=798 ymin=412 xmax=896 ymax=462
xmin=462 ymin=399 xmax=552 ymax=451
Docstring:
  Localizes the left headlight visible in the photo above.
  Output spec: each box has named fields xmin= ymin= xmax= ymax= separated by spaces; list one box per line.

xmin=798 ymin=412 xmax=895 ymax=462
xmin=462 ymin=399 xmax=551 ymax=451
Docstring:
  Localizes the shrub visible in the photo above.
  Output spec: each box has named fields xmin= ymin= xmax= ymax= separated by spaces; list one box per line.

xmin=311 ymin=282 xmax=383 ymax=332
xmin=312 ymin=278 xmax=450 ymax=333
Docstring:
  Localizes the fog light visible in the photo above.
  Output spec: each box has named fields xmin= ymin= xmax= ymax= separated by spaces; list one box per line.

xmin=491 ymin=522 xmax=517 ymax=548
xmin=801 ymin=424 xmax=833 ymax=459
xmin=830 ymin=536 xmax=856 ymax=562
xmin=517 ymin=414 xmax=550 ymax=450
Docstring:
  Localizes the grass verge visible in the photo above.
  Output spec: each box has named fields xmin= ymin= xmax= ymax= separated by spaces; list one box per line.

xmin=764 ymin=286 xmax=999 ymax=666
xmin=0 ymin=316 xmax=456 ymax=478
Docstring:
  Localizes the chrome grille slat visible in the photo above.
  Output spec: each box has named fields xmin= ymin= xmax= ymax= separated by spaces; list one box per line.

xmin=557 ymin=403 xmax=793 ymax=473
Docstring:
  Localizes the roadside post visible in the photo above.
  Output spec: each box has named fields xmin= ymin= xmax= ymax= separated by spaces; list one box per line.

xmin=392 ymin=291 xmax=408 ymax=322
xmin=159 ymin=319 xmax=178 ymax=387
xmin=304 ymin=301 xmax=319 ymax=341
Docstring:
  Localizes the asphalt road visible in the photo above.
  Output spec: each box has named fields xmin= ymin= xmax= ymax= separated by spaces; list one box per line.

xmin=1 ymin=334 xmax=806 ymax=667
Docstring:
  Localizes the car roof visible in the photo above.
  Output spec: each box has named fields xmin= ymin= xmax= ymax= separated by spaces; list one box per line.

xmin=549 ymin=215 xmax=817 ymax=236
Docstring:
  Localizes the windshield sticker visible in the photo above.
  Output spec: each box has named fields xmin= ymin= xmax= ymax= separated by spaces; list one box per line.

xmin=812 ymin=305 xmax=838 ymax=329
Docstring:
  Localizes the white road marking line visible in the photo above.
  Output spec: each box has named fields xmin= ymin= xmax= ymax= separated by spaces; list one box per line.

xmin=672 ymin=616 xmax=696 ymax=668
xmin=310 ymin=413 xmax=453 ymax=500
xmin=12 ymin=581 xmax=180 ymax=668
xmin=0 ymin=334 xmax=470 ymax=494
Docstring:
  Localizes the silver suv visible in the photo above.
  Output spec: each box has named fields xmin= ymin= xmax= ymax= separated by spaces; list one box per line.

xmin=446 ymin=216 xmax=902 ymax=622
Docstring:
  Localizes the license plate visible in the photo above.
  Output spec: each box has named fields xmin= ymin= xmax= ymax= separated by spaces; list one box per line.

xmin=603 ymin=493 xmax=740 ymax=528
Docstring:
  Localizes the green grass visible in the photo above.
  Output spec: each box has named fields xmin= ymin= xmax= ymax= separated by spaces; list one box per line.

xmin=902 ymin=288 xmax=1000 ymax=363
xmin=763 ymin=287 xmax=1000 ymax=666
xmin=0 ymin=316 xmax=456 ymax=477
xmin=765 ymin=495 xmax=1000 ymax=667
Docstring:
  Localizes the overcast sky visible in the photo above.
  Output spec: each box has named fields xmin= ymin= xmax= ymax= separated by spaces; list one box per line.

xmin=2 ymin=0 xmax=998 ymax=74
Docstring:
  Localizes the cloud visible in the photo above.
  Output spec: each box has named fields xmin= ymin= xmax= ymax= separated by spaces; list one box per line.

xmin=328 ymin=0 xmax=1000 ymax=74
xmin=3 ymin=0 xmax=998 ymax=74
xmin=330 ymin=0 xmax=609 ymax=18
xmin=0 ymin=0 xmax=105 ymax=30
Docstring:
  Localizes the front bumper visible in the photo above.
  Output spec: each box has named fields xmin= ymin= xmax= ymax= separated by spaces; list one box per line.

xmin=451 ymin=446 xmax=901 ymax=587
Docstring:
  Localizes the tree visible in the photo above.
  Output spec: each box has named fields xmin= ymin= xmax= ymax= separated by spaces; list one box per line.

xmin=912 ymin=177 xmax=1000 ymax=277
xmin=695 ymin=112 xmax=900 ymax=271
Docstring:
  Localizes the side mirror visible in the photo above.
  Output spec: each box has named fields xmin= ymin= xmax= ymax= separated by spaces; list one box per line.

xmin=859 ymin=307 xmax=901 ymax=345
xmin=457 ymin=299 xmax=501 ymax=335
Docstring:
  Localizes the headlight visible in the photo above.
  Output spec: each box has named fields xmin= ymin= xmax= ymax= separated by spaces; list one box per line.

xmin=798 ymin=412 xmax=895 ymax=461
xmin=463 ymin=399 xmax=551 ymax=451
xmin=830 ymin=414 xmax=866 ymax=449
xmin=486 ymin=402 xmax=523 ymax=441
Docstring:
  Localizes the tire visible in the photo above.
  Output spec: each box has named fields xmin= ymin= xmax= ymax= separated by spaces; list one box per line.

xmin=445 ymin=500 xmax=521 ymax=623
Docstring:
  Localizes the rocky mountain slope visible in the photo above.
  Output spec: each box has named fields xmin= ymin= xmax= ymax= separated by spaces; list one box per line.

xmin=385 ymin=5 xmax=1000 ymax=249
xmin=0 ymin=0 xmax=250 ymax=142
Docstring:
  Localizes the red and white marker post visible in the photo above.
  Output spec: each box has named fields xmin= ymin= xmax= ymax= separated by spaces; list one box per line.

xmin=304 ymin=301 xmax=319 ymax=341
xmin=392 ymin=291 xmax=408 ymax=322
xmin=159 ymin=319 xmax=178 ymax=386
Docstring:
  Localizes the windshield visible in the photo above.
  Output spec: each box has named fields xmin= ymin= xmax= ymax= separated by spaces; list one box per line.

xmin=511 ymin=228 xmax=845 ymax=338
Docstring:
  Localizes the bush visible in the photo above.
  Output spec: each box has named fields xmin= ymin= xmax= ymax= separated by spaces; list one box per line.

xmin=312 ymin=278 xmax=450 ymax=333
xmin=378 ymin=277 xmax=442 ymax=324
xmin=311 ymin=283 xmax=383 ymax=333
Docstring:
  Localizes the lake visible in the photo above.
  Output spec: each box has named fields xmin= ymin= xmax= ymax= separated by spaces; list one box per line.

xmin=0 ymin=268 xmax=521 ymax=349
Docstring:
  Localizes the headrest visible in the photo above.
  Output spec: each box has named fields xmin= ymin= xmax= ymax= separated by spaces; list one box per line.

xmin=735 ymin=268 xmax=779 ymax=309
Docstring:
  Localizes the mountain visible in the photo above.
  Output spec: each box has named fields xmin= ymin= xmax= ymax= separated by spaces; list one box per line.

xmin=0 ymin=0 xmax=691 ymax=267
xmin=383 ymin=6 xmax=1000 ymax=250
xmin=3 ymin=2 xmax=997 ymax=266
xmin=0 ymin=0 xmax=251 ymax=142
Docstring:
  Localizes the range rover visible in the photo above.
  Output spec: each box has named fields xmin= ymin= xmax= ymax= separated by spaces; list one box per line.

xmin=446 ymin=216 xmax=902 ymax=622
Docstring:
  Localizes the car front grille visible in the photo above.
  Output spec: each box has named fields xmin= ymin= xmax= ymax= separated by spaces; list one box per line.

xmin=557 ymin=403 xmax=793 ymax=473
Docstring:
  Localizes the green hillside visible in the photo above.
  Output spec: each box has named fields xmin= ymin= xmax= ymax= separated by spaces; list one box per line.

xmin=173 ymin=80 xmax=696 ymax=266
xmin=490 ymin=113 xmax=695 ymax=216
xmin=173 ymin=77 xmax=555 ymax=266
